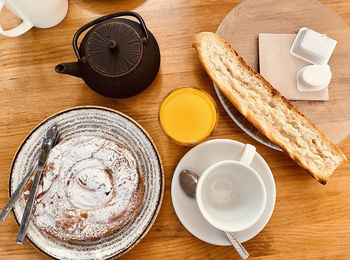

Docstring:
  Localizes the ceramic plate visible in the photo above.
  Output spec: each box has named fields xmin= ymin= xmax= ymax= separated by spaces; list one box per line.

xmin=213 ymin=83 xmax=282 ymax=151
xmin=171 ymin=139 xmax=276 ymax=245
xmin=10 ymin=106 xmax=164 ymax=259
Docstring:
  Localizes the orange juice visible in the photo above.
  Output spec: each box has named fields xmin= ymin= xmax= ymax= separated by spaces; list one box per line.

xmin=159 ymin=87 xmax=218 ymax=144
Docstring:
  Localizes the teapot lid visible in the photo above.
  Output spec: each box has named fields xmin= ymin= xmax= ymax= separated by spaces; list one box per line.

xmin=84 ymin=21 xmax=143 ymax=77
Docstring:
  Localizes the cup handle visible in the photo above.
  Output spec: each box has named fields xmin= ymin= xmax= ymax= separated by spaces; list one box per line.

xmin=0 ymin=0 xmax=33 ymax=37
xmin=239 ymin=144 xmax=256 ymax=166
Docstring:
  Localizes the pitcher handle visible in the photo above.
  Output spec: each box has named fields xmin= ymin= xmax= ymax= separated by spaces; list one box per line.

xmin=0 ymin=0 xmax=33 ymax=37
xmin=73 ymin=11 xmax=149 ymax=61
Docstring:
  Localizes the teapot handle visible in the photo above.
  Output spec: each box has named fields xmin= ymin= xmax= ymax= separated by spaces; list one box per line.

xmin=73 ymin=11 xmax=149 ymax=61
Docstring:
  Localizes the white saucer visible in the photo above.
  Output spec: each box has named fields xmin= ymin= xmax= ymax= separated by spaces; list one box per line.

xmin=171 ymin=139 xmax=276 ymax=245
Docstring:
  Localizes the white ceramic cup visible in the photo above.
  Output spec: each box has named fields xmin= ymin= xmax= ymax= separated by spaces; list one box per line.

xmin=0 ymin=0 xmax=68 ymax=37
xmin=196 ymin=144 xmax=267 ymax=232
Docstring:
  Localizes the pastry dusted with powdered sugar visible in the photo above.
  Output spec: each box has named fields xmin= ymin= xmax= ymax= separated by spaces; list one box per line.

xmin=26 ymin=135 xmax=144 ymax=241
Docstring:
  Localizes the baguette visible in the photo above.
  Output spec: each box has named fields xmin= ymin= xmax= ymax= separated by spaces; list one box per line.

xmin=192 ymin=32 xmax=347 ymax=184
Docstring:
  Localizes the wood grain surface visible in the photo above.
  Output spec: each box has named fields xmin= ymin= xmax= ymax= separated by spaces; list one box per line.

xmin=0 ymin=0 xmax=349 ymax=259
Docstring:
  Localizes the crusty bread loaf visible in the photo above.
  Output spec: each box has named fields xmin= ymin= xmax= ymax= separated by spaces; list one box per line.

xmin=192 ymin=32 xmax=347 ymax=184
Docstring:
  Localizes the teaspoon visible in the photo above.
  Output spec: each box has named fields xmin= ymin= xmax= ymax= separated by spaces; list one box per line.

xmin=179 ymin=169 xmax=249 ymax=259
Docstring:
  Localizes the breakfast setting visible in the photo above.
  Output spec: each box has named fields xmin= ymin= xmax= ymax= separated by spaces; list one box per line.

xmin=0 ymin=0 xmax=349 ymax=259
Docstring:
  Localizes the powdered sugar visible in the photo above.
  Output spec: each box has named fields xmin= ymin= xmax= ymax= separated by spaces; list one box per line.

xmin=32 ymin=135 xmax=143 ymax=241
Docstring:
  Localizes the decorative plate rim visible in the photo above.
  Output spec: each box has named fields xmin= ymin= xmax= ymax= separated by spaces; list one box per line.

xmin=8 ymin=105 xmax=165 ymax=259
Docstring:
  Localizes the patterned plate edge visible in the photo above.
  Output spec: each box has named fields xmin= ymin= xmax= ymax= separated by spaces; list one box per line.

xmin=8 ymin=105 xmax=165 ymax=259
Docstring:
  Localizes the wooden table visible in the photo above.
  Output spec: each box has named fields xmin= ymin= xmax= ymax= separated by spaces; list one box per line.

xmin=0 ymin=0 xmax=349 ymax=259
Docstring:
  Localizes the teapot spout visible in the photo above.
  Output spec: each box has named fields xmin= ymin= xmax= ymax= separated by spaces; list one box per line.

xmin=55 ymin=62 xmax=81 ymax=78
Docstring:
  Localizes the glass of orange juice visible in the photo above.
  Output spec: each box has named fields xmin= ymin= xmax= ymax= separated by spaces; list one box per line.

xmin=159 ymin=87 xmax=218 ymax=145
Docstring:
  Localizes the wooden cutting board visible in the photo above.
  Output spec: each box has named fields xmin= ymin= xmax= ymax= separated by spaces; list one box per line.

xmin=216 ymin=0 xmax=350 ymax=145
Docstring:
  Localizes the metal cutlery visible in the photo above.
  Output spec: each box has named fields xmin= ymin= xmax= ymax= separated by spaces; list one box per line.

xmin=179 ymin=169 xmax=249 ymax=259
xmin=16 ymin=125 xmax=59 ymax=244
xmin=0 ymin=163 xmax=37 ymax=222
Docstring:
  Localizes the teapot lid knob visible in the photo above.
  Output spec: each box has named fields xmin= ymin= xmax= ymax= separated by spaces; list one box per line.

xmin=84 ymin=21 xmax=143 ymax=77
xmin=107 ymin=40 xmax=118 ymax=51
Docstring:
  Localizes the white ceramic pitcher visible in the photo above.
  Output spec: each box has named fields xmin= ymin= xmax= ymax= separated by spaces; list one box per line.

xmin=0 ymin=0 xmax=68 ymax=37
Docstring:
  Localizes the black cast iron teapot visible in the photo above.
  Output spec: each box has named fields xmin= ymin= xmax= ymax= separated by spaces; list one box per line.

xmin=55 ymin=11 xmax=160 ymax=98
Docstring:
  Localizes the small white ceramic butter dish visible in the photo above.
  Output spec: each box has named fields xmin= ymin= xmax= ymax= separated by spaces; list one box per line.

xmin=290 ymin=27 xmax=337 ymax=65
xmin=297 ymin=64 xmax=332 ymax=92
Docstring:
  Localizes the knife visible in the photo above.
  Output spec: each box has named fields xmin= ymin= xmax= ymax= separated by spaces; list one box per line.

xmin=0 ymin=163 xmax=37 ymax=222
xmin=16 ymin=124 xmax=58 ymax=244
